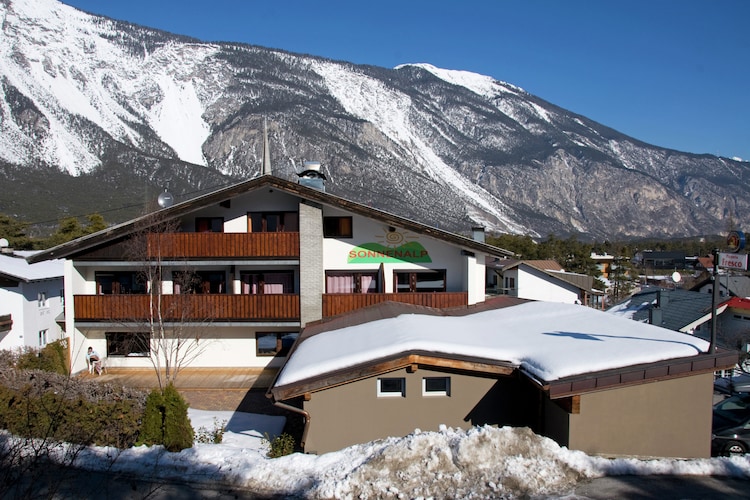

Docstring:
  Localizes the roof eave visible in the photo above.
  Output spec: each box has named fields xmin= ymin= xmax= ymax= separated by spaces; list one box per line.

xmin=27 ymin=175 xmax=514 ymax=263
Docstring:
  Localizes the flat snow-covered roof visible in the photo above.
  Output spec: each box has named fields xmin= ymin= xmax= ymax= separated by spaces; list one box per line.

xmin=275 ymin=301 xmax=712 ymax=387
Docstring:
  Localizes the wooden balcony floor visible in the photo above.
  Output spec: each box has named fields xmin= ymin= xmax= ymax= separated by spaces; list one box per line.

xmin=81 ymin=366 xmax=278 ymax=389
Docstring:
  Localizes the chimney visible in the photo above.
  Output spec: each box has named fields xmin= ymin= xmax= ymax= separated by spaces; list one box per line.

xmin=297 ymin=161 xmax=327 ymax=191
xmin=649 ymin=306 xmax=663 ymax=326
xmin=471 ymin=226 xmax=486 ymax=243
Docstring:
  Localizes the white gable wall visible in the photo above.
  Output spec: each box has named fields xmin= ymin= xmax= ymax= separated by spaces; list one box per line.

xmin=517 ymin=266 xmax=580 ymax=304
xmin=0 ymin=278 xmax=63 ymax=350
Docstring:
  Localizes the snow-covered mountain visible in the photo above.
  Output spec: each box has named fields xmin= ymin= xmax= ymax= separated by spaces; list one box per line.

xmin=1 ymin=0 xmax=747 ymax=239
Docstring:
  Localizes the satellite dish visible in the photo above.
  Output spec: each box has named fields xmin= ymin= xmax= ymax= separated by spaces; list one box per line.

xmin=671 ymin=271 xmax=682 ymax=283
xmin=157 ymin=190 xmax=174 ymax=208
xmin=0 ymin=238 xmax=8 ymax=248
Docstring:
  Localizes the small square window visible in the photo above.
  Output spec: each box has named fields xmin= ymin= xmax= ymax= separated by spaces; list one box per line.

xmin=422 ymin=377 xmax=450 ymax=396
xmin=377 ymin=377 xmax=405 ymax=397
xmin=323 ymin=217 xmax=353 ymax=238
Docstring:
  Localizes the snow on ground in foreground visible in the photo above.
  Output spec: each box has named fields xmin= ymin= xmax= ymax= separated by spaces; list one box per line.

xmin=5 ymin=409 xmax=750 ymax=499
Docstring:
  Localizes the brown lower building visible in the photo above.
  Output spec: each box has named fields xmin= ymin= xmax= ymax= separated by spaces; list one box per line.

xmin=269 ymin=300 xmax=736 ymax=458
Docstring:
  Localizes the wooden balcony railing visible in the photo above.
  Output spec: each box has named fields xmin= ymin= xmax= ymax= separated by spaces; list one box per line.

xmin=74 ymin=294 xmax=300 ymax=322
xmin=146 ymin=232 xmax=300 ymax=259
xmin=322 ymin=292 xmax=468 ymax=318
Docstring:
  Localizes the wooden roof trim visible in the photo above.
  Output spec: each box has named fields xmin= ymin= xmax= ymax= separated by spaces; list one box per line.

xmin=28 ymin=175 xmax=514 ymax=264
xmin=269 ymin=350 xmax=517 ymax=402
xmin=545 ymin=349 xmax=738 ymax=399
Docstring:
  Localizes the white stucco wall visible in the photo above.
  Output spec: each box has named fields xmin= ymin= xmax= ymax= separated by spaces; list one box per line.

xmin=320 ymin=210 xmax=480 ymax=296
xmin=516 ymin=266 xmax=580 ymax=304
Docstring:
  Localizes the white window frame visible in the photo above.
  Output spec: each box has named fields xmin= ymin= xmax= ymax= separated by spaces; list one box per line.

xmin=422 ymin=376 xmax=451 ymax=397
xmin=377 ymin=377 xmax=405 ymax=398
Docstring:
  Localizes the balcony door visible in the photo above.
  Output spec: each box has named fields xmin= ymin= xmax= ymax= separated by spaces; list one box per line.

xmin=241 ymin=271 xmax=294 ymax=294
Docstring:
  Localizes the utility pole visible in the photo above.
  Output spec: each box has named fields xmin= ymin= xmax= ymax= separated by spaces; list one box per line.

xmin=709 ymin=248 xmax=719 ymax=354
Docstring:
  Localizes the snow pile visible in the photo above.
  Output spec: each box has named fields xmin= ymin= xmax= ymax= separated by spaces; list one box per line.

xmin=4 ymin=408 xmax=750 ymax=499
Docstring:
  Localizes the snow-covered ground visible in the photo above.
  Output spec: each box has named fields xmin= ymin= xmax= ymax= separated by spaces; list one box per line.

xmin=7 ymin=408 xmax=748 ymax=499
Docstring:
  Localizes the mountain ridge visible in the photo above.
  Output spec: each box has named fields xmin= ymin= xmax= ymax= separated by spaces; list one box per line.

xmin=0 ymin=0 xmax=747 ymax=239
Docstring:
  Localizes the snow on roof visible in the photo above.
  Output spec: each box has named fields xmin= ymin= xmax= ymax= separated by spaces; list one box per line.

xmin=275 ymin=301 xmax=710 ymax=388
xmin=0 ymin=250 xmax=63 ymax=282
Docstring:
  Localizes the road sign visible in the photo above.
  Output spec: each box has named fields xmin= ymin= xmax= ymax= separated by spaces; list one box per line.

xmin=718 ymin=252 xmax=748 ymax=271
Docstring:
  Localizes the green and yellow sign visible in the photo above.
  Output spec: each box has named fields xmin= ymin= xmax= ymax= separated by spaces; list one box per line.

xmin=347 ymin=229 xmax=432 ymax=263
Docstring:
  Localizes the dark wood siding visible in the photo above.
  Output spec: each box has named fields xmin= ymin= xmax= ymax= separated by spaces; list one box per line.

xmin=323 ymin=292 xmax=468 ymax=318
xmin=74 ymin=294 xmax=300 ymax=321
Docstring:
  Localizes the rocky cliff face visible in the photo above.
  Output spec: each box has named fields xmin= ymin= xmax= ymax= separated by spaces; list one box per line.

xmin=0 ymin=0 xmax=747 ymax=239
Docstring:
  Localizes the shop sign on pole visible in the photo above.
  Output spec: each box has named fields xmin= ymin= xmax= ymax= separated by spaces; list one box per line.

xmin=718 ymin=252 xmax=748 ymax=271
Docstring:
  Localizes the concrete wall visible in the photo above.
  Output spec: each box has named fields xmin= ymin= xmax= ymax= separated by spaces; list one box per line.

xmin=567 ymin=373 xmax=714 ymax=458
xmin=299 ymin=201 xmax=324 ymax=326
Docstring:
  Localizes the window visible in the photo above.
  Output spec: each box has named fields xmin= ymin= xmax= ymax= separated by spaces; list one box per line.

xmin=326 ymin=271 xmax=379 ymax=294
xmin=37 ymin=291 xmax=47 ymax=307
xmin=96 ymin=271 xmax=147 ymax=295
xmin=249 ymin=212 xmax=299 ymax=232
xmin=106 ymin=332 xmax=150 ymax=357
xmin=504 ymin=277 xmax=516 ymax=294
xmin=256 ymin=332 xmax=299 ymax=357
xmin=241 ymin=271 xmax=294 ymax=294
xmin=173 ymin=271 xmax=226 ymax=294
xmin=422 ymin=377 xmax=451 ymax=396
xmin=195 ymin=217 xmax=224 ymax=233
xmin=394 ymin=270 xmax=446 ymax=293
xmin=323 ymin=216 xmax=353 ymax=238
xmin=377 ymin=377 xmax=406 ymax=398
xmin=38 ymin=329 xmax=48 ymax=347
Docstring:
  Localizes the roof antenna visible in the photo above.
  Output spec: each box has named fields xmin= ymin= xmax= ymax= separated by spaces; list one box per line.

xmin=262 ymin=117 xmax=272 ymax=176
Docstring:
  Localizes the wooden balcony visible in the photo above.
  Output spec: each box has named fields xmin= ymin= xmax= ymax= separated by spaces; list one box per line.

xmin=322 ymin=292 xmax=468 ymax=318
xmin=74 ymin=294 xmax=300 ymax=322
xmin=146 ymin=232 xmax=300 ymax=259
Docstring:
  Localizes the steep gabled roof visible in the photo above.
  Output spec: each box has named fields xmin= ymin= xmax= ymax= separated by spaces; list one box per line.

xmin=28 ymin=175 xmax=514 ymax=263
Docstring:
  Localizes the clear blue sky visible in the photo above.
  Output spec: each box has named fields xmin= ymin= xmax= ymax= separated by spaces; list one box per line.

xmin=63 ymin=0 xmax=749 ymax=161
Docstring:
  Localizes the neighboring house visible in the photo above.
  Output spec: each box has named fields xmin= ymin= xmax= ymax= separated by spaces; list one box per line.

xmin=608 ymin=288 xmax=750 ymax=365
xmin=590 ymin=252 xmax=614 ymax=280
xmin=0 ymin=247 xmax=64 ymax=350
xmin=712 ymin=297 xmax=750 ymax=357
xmin=690 ymin=274 xmax=750 ymax=299
xmin=607 ymin=288 xmax=715 ymax=334
xmin=486 ymin=259 xmax=599 ymax=306
xmin=636 ymin=251 xmax=687 ymax=270
xmin=28 ymin=171 xmax=514 ymax=375
xmin=268 ymin=299 xmax=736 ymax=458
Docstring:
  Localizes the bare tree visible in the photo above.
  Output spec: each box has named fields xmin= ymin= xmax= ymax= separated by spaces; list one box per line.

xmin=119 ymin=213 xmax=215 ymax=390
